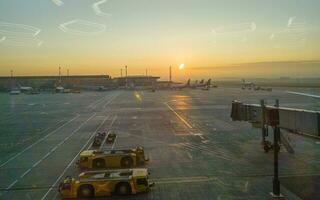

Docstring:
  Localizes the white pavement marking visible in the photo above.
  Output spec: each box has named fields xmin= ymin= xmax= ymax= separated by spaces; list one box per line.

xmin=0 ymin=115 xmax=80 ymax=168
xmin=103 ymin=93 xmax=120 ymax=109
xmin=164 ymin=102 xmax=193 ymax=129
xmin=40 ymin=115 xmax=109 ymax=200
xmin=6 ymin=180 xmax=18 ymax=190
xmin=20 ymin=169 xmax=32 ymax=178
xmin=87 ymin=94 xmax=108 ymax=109
xmin=5 ymin=114 xmax=96 ymax=190
xmin=187 ymin=152 xmax=193 ymax=160
xmin=42 ymin=93 xmax=119 ymax=200
xmin=244 ymin=181 xmax=249 ymax=192
xmin=286 ymin=91 xmax=320 ymax=99
xmin=152 ymin=176 xmax=220 ymax=185
xmin=99 ymin=115 xmax=117 ymax=150
xmin=111 ymin=136 xmax=117 ymax=150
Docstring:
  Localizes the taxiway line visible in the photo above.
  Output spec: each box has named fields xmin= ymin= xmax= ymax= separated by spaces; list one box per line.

xmin=103 ymin=92 xmax=120 ymax=109
xmin=42 ymin=93 xmax=119 ymax=199
xmin=0 ymin=115 xmax=80 ymax=168
xmin=41 ymin=114 xmax=115 ymax=200
xmin=99 ymin=115 xmax=117 ymax=150
xmin=87 ymin=94 xmax=109 ymax=109
xmin=5 ymin=113 xmax=96 ymax=190
xmin=164 ymin=102 xmax=193 ymax=129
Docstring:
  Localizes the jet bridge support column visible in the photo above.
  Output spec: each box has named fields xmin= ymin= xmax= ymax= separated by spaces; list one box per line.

xmin=271 ymin=99 xmax=284 ymax=200
xmin=260 ymin=100 xmax=267 ymax=145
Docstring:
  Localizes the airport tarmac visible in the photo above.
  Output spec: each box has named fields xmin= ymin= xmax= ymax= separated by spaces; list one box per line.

xmin=0 ymin=87 xmax=320 ymax=200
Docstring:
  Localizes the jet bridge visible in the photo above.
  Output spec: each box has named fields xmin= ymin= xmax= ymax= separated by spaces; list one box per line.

xmin=230 ymin=100 xmax=320 ymax=199
xmin=231 ymin=100 xmax=320 ymax=138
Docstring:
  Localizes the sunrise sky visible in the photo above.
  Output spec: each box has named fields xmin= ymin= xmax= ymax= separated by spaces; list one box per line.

xmin=0 ymin=0 xmax=320 ymax=80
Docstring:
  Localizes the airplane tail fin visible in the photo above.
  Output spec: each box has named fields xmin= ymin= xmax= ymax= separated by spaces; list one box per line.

xmin=186 ymin=79 xmax=191 ymax=86
xmin=206 ymin=79 xmax=211 ymax=86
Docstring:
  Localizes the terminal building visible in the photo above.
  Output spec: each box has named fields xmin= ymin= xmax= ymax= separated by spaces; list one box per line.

xmin=0 ymin=75 xmax=112 ymax=91
xmin=0 ymin=75 xmax=161 ymax=91
xmin=113 ymin=76 xmax=160 ymax=88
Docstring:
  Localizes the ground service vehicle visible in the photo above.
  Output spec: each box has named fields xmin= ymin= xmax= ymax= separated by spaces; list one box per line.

xmin=92 ymin=132 xmax=106 ymax=147
xmin=59 ymin=168 xmax=154 ymax=198
xmin=106 ymin=132 xmax=116 ymax=143
xmin=77 ymin=147 xmax=149 ymax=169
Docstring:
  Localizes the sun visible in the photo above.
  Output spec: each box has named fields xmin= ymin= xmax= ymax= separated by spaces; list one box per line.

xmin=179 ymin=63 xmax=185 ymax=70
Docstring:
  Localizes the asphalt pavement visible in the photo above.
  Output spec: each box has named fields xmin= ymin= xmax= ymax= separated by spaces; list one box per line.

xmin=0 ymin=87 xmax=319 ymax=200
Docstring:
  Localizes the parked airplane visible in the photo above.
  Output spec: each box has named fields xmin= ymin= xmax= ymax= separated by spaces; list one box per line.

xmin=20 ymin=86 xmax=33 ymax=92
xmin=241 ymin=79 xmax=272 ymax=91
xmin=55 ymin=86 xmax=65 ymax=93
xmin=170 ymin=79 xmax=191 ymax=90
xmin=9 ymin=88 xmax=21 ymax=95
xmin=241 ymin=79 xmax=255 ymax=90
xmin=171 ymin=79 xmax=211 ymax=90
xmin=196 ymin=79 xmax=211 ymax=88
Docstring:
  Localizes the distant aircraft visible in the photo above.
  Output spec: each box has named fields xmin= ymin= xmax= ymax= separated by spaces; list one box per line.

xmin=286 ymin=91 xmax=320 ymax=99
xmin=200 ymin=79 xmax=211 ymax=90
xmin=171 ymin=79 xmax=191 ymax=90
xmin=241 ymin=79 xmax=255 ymax=90
xmin=190 ymin=79 xmax=205 ymax=88
xmin=55 ymin=86 xmax=65 ymax=93
xmin=20 ymin=86 xmax=33 ymax=93
xmin=241 ymin=79 xmax=272 ymax=91
xmin=9 ymin=88 xmax=21 ymax=95
xmin=169 ymin=79 xmax=211 ymax=90
xmin=96 ymin=86 xmax=107 ymax=91
xmin=197 ymin=79 xmax=211 ymax=88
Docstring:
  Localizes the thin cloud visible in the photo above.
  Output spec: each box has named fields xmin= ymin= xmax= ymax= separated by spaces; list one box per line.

xmin=92 ymin=0 xmax=112 ymax=17
xmin=52 ymin=0 xmax=63 ymax=6
xmin=59 ymin=19 xmax=106 ymax=36
xmin=212 ymin=22 xmax=256 ymax=34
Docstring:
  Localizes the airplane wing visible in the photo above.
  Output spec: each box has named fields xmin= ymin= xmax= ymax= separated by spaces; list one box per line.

xmin=286 ymin=91 xmax=320 ymax=99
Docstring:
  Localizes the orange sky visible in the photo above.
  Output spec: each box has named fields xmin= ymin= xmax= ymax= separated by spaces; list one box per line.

xmin=1 ymin=0 xmax=320 ymax=80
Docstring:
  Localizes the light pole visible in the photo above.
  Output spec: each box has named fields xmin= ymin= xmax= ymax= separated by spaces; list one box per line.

xmin=59 ymin=66 xmax=62 ymax=85
xmin=125 ymin=65 xmax=128 ymax=88
xmin=169 ymin=66 xmax=172 ymax=85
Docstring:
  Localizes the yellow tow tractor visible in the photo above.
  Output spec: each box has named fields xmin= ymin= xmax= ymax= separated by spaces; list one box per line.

xmin=77 ymin=147 xmax=149 ymax=169
xmin=59 ymin=168 xmax=154 ymax=198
